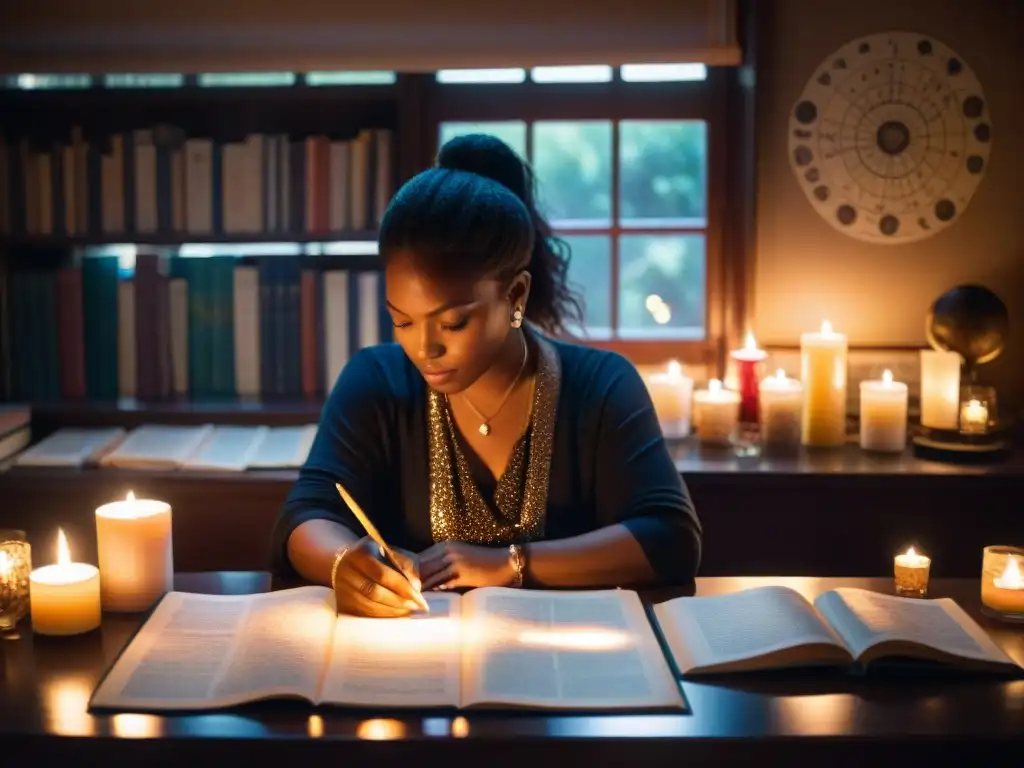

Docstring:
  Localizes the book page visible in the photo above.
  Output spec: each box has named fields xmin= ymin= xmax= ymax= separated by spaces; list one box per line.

xmin=319 ymin=592 xmax=462 ymax=708
xmin=91 ymin=587 xmax=336 ymax=711
xmin=816 ymin=588 xmax=1017 ymax=668
xmin=653 ymin=586 xmax=851 ymax=675
xmin=462 ymin=588 xmax=681 ymax=710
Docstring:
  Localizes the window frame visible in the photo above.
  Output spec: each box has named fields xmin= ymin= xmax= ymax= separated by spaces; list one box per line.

xmin=426 ymin=68 xmax=728 ymax=367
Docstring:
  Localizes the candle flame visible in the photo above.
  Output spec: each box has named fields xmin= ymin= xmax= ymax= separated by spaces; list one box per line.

xmin=667 ymin=359 xmax=682 ymax=376
xmin=775 ymin=368 xmax=786 ymax=381
xmin=821 ymin=320 xmax=833 ymax=334
xmin=57 ymin=527 xmax=71 ymax=566
xmin=743 ymin=331 xmax=757 ymax=351
xmin=996 ymin=557 xmax=1023 ymax=590
xmin=708 ymin=378 xmax=722 ymax=393
xmin=882 ymin=369 xmax=893 ymax=384
xmin=127 ymin=490 xmax=136 ymax=502
xmin=904 ymin=546 xmax=917 ymax=558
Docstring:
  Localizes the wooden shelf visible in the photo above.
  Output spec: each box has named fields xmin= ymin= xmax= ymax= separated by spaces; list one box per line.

xmin=1 ymin=231 xmax=379 ymax=249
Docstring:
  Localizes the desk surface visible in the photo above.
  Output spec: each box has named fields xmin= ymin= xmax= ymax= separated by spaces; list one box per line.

xmin=3 ymin=573 xmax=1024 ymax=767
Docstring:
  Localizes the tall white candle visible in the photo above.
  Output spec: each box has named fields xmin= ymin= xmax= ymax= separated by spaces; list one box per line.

xmin=693 ymin=379 xmax=740 ymax=446
xmin=859 ymin=369 xmax=908 ymax=453
xmin=759 ymin=369 xmax=803 ymax=453
xmin=800 ymin=320 xmax=848 ymax=447
xmin=643 ymin=360 xmax=694 ymax=439
xmin=30 ymin=529 xmax=101 ymax=636
xmin=919 ymin=350 xmax=961 ymax=429
xmin=95 ymin=491 xmax=174 ymax=613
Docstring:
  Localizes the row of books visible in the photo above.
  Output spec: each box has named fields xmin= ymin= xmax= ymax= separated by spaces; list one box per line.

xmin=12 ymin=423 xmax=316 ymax=471
xmin=91 ymin=581 xmax=1021 ymax=713
xmin=0 ymin=127 xmax=393 ymax=238
xmin=4 ymin=254 xmax=391 ymax=403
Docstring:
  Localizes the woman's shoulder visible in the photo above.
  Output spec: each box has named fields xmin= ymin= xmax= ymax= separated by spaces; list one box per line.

xmin=548 ymin=336 xmax=644 ymax=403
xmin=329 ymin=343 xmax=425 ymax=413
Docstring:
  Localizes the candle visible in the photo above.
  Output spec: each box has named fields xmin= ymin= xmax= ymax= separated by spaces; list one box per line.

xmin=95 ymin=491 xmax=174 ymax=612
xmin=800 ymin=320 xmax=848 ymax=447
xmin=859 ymin=369 xmax=908 ymax=453
xmin=758 ymin=369 xmax=803 ymax=453
xmin=643 ymin=360 xmax=694 ymax=439
xmin=30 ymin=529 xmax=101 ymax=636
xmin=959 ymin=398 xmax=989 ymax=434
xmin=0 ymin=530 xmax=31 ymax=631
xmin=919 ymin=350 xmax=961 ymax=429
xmin=893 ymin=546 xmax=930 ymax=598
xmin=693 ymin=379 xmax=740 ymax=446
xmin=980 ymin=546 xmax=1024 ymax=620
xmin=730 ymin=331 xmax=768 ymax=424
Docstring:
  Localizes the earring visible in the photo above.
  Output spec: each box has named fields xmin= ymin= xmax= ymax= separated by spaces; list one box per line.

xmin=511 ymin=307 xmax=524 ymax=328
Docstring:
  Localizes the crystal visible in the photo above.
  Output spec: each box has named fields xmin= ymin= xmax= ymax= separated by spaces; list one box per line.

xmin=478 ymin=423 xmax=490 ymax=436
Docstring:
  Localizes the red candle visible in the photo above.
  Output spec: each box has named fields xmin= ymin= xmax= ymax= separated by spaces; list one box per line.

xmin=730 ymin=332 xmax=768 ymax=424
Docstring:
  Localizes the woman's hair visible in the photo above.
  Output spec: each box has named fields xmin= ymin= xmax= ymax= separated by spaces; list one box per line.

xmin=378 ymin=133 xmax=583 ymax=335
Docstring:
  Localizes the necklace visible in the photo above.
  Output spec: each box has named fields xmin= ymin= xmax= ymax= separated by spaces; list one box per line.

xmin=449 ymin=333 xmax=529 ymax=436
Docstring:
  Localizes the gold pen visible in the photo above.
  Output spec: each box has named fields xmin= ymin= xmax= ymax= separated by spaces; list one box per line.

xmin=335 ymin=482 xmax=430 ymax=612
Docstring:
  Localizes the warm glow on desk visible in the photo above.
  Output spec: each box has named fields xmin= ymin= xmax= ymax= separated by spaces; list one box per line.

xmin=111 ymin=713 xmax=164 ymax=739
xmin=775 ymin=693 xmax=854 ymax=735
xmin=357 ymin=718 xmax=407 ymax=740
xmin=451 ymin=716 xmax=470 ymax=738
xmin=44 ymin=676 xmax=95 ymax=736
xmin=307 ymin=714 xmax=324 ymax=738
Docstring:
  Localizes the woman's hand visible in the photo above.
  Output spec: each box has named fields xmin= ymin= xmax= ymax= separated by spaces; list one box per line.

xmin=418 ymin=541 xmax=514 ymax=591
xmin=333 ymin=537 xmax=427 ymax=617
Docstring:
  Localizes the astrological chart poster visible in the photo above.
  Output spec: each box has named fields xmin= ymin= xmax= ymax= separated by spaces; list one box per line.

xmin=788 ymin=32 xmax=992 ymax=245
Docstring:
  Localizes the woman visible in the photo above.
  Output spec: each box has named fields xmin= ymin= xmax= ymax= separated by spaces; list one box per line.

xmin=272 ymin=134 xmax=702 ymax=617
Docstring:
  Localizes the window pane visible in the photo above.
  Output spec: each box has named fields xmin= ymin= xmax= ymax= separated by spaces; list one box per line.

xmin=531 ymin=65 xmax=612 ymax=83
xmin=198 ymin=72 xmax=297 ymax=87
xmin=620 ymin=63 xmax=707 ymax=82
xmin=439 ymin=121 xmax=527 ymax=160
xmin=618 ymin=234 xmax=705 ymax=339
xmin=306 ymin=71 xmax=396 ymax=86
xmin=532 ymin=121 xmax=612 ymax=225
xmin=619 ymin=121 xmax=707 ymax=225
xmin=436 ymin=69 xmax=525 ymax=84
xmin=561 ymin=234 xmax=611 ymax=338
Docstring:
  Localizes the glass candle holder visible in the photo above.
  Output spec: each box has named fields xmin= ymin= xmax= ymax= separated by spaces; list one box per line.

xmin=894 ymin=546 xmax=930 ymax=598
xmin=980 ymin=546 xmax=1024 ymax=623
xmin=0 ymin=530 xmax=32 ymax=632
xmin=959 ymin=385 xmax=997 ymax=434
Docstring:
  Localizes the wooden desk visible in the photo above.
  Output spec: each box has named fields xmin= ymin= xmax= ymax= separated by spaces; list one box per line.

xmin=2 ymin=573 xmax=1023 ymax=766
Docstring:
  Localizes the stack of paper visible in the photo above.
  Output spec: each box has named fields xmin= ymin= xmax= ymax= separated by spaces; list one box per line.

xmin=16 ymin=427 xmax=127 ymax=468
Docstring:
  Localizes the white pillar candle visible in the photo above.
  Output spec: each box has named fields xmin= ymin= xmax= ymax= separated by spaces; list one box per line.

xmin=800 ymin=320 xmax=848 ymax=447
xmin=859 ymin=369 xmax=908 ymax=453
xmin=759 ymin=369 xmax=803 ymax=452
xmin=30 ymin=528 xmax=101 ymax=636
xmin=95 ymin=491 xmax=174 ymax=613
xmin=919 ymin=350 xmax=961 ymax=429
xmin=643 ymin=360 xmax=694 ymax=439
xmin=693 ymin=379 xmax=740 ymax=446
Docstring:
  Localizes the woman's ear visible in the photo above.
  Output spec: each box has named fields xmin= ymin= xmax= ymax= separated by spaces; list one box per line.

xmin=508 ymin=270 xmax=532 ymax=326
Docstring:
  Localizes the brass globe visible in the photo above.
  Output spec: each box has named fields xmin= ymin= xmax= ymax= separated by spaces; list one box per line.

xmin=925 ymin=284 xmax=1009 ymax=366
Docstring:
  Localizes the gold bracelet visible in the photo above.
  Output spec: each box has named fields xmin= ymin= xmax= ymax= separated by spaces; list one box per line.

xmin=508 ymin=544 xmax=525 ymax=588
xmin=330 ymin=546 xmax=351 ymax=593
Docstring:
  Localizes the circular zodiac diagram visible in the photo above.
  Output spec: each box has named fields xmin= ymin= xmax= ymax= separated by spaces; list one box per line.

xmin=788 ymin=31 xmax=992 ymax=244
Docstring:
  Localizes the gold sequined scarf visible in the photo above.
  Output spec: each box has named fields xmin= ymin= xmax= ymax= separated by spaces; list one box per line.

xmin=427 ymin=330 xmax=560 ymax=545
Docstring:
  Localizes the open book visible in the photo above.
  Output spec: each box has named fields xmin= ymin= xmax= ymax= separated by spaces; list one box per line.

xmin=90 ymin=586 xmax=684 ymax=712
xmin=652 ymin=586 xmax=1021 ymax=676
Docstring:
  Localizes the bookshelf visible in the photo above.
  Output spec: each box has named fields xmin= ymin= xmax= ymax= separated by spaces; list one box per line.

xmin=0 ymin=74 xmax=434 ymax=416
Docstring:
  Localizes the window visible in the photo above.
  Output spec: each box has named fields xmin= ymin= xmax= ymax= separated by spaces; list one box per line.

xmin=437 ymin=67 xmax=712 ymax=362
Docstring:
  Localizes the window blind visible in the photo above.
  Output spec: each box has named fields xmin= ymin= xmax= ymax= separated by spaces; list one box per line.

xmin=0 ymin=0 xmax=740 ymax=74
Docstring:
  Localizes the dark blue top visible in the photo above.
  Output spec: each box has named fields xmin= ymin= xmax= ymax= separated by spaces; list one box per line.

xmin=271 ymin=339 xmax=702 ymax=585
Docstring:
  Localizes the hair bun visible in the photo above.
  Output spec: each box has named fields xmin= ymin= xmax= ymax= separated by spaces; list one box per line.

xmin=437 ymin=133 xmax=529 ymax=202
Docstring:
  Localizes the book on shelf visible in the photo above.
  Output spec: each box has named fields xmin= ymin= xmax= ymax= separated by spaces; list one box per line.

xmin=90 ymin=586 xmax=685 ymax=713
xmin=652 ymin=586 xmax=1022 ymax=676
xmin=14 ymin=427 xmax=126 ymax=467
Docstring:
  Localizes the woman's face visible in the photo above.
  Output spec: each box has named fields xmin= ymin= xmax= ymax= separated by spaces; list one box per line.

xmin=384 ymin=252 xmax=523 ymax=394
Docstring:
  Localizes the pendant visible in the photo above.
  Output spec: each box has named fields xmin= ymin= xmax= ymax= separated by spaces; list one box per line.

xmin=478 ymin=423 xmax=491 ymax=436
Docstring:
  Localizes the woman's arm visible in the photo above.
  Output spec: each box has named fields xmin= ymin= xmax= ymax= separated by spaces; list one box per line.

xmin=526 ymin=353 xmax=702 ymax=589
xmin=269 ymin=348 xmax=395 ymax=584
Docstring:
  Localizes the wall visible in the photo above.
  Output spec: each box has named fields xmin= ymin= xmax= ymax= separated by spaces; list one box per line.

xmin=754 ymin=0 xmax=1023 ymax=415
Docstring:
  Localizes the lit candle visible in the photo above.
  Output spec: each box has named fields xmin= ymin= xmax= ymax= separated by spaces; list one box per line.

xmin=800 ymin=320 xmax=848 ymax=447
xmin=0 ymin=531 xmax=31 ymax=631
xmin=643 ymin=360 xmax=694 ymax=439
xmin=893 ymin=546 xmax=931 ymax=598
xmin=959 ymin=398 xmax=989 ymax=434
xmin=730 ymin=331 xmax=768 ymax=424
xmin=758 ymin=369 xmax=803 ymax=453
xmin=95 ymin=491 xmax=174 ymax=613
xmin=693 ymin=379 xmax=740 ymax=446
xmin=919 ymin=350 xmax=961 ymax=429
xmin=30 ymin=529 xmax=101 ymax=636
xmin=859 ymin=369 xmax=908 ymax=453
xmin=980 ymin=546 xmax=1024 ymax=619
